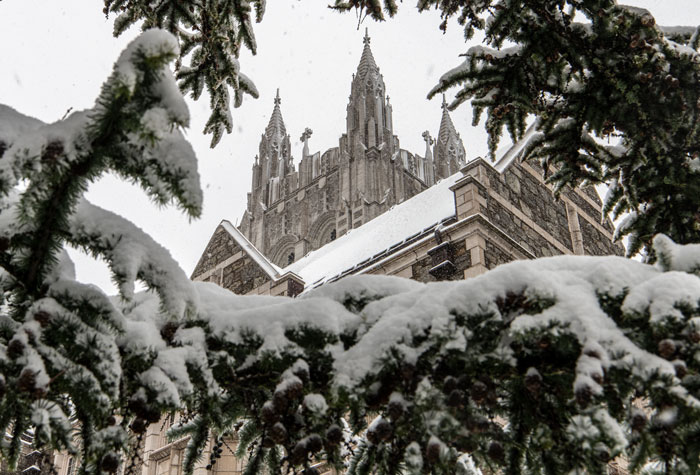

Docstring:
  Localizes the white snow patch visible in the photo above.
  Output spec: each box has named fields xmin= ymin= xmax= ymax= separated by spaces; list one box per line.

xmin=284 ymin=173 xmax=462 ymax=286
xmin=303 ymin=393 xmax=328 ymax=415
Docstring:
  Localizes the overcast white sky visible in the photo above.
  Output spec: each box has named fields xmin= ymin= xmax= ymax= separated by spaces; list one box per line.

xmin=1 ymin=0 xmax=698 ymax=293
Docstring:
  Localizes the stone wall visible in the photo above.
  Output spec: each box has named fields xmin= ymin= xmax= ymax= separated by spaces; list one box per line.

xmin=484 ymin=198 xmax=565 ymax=258
xmin=483 ymin=163 xmax=574 ymax=254
xmin=191 ymin=225 xmax=273 ymax=295
xmin=484 ymin=240 xmax=515 ymax=270
xmin=579 ymin=218 xmax=619 ymax=257
xmin=263 ymin=168 xmax=341 ymax=266
xmin=192 ymin=226 xmax=240 ymax=279
xmin=520 ymin=161 xmax=621 ymax=255
xmin=401 ymin=168 xmax=428 ymax=204
xmin=220 ymin=256 xmax=270 ymax=295
xmin=564 ymin=185 xmax=610 ymax=232
xmin=457 ymin=159 xmax=623 ymax=259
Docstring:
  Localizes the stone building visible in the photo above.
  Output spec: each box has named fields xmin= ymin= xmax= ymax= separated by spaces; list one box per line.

xmin=189 ymin=31 xmax=622 ymax=299
xmin=137 ymin=30 xmax=624 ymax=475
xmin=237 ymin=30 xmax=466 ymax=269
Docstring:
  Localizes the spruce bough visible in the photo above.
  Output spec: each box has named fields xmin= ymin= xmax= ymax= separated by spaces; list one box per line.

xmin=103 ymin=0 xmax=264 ymax=148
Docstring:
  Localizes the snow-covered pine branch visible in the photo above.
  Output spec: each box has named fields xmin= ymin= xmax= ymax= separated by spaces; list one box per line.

xmin=110 ymin=236 xmax=700 ymax=473
xmin=0 ymin=29 xmax=202 ymax=471
xmin=3 ymin=4 xmax=700 ymax=473
xmin=104 ymin=0 xmax=263 ymax=147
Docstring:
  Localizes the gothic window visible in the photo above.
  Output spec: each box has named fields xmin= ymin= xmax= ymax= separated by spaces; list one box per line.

xmin=330 ymin=229 xmax=336 ymax=241
xmin=67 ymin=457 xmax=74 ymax=475
xmin=287 ymin=252 xmax=295 ymax=265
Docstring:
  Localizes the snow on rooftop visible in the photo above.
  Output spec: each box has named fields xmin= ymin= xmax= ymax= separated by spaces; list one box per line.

xmin=220 ymin=220 xmax=282 ymax=278
xmin=283 ymin=172 xmax=462 ymax=287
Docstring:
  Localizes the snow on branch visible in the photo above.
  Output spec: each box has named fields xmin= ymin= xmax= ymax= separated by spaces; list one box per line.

xmin=107 ymin=238 xmax=700 ymax=473
xmin=69 ymin=198 xmax=198 ymax=319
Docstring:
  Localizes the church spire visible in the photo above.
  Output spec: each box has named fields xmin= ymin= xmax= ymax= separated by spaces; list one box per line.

xmin=438 ymin=94 xmax=459 ymax=146
xmin=434 ymin=94 xmax=466 ymax=179
xmin=265 ymin=88 xmax=286 ymax=140
xmin=356 ymin=28 xmax=379 ymax=79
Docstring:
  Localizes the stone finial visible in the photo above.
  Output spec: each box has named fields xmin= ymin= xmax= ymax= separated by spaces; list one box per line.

xmin=300 ymin=127 xmax=313 ymax=143
xmin=423 ymin=130 xmax=434 ymax=164
xmin=441 ymin=94 xmax=448 ymax=110
xmin=301 ymin=128 xmax=313 ymax=157
xmin=363 ymin=27 xmax=370 ymax=45
xmin=274 ymin=88 xmax=281 ymax=105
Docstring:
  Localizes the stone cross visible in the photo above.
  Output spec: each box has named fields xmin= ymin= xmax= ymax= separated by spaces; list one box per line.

xmin=300 ymin=128 xmax=313 ymax=157
xmin=300 ymin=127 xmax=313 ymax=143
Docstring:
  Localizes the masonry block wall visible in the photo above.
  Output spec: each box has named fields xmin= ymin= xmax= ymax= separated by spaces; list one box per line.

xmin=447 ymin=158 xmax=624 ymax=280
xmin=191 ymin=226 xmax=271 ymax=295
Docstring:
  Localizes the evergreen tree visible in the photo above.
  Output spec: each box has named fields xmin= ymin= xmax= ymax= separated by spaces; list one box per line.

xmin=333 ymin=0 xmax=700 ymax=258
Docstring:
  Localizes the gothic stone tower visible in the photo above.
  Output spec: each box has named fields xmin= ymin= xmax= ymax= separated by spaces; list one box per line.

xmin=238 ymin=31 xmax=466 ymax=268
xmin=338 ymin=29 xmax=407 ymax=234
xmin=239 ymin=88 xmax=297 ymax=260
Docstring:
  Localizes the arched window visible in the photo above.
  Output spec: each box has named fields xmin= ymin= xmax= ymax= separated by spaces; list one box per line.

xmin=330 ymin=229 xmax=336 ymax=241
xmin=287 ymin=252 xmax=295 ymax=265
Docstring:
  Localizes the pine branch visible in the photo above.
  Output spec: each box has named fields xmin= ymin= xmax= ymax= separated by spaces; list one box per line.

xmin=104 ymin=0 xmax=264 ymax=148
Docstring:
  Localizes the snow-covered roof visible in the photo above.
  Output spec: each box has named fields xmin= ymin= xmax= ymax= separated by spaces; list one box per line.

xmin=219 ymin=220 xmax=282 ymax=278
xmin=282 ymin=172 xmax=462 ymax=287
xmin=214 ymin=123 xmax=540 ymax=291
